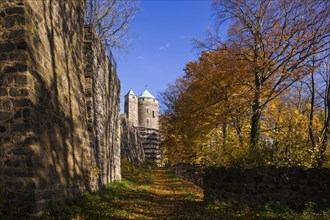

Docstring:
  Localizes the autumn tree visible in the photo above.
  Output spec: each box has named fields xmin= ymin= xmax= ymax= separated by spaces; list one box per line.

xmin=290 ymin=54 xmax=330 ymax=167
xmin=212 ymin=0 xmax=330 ymax=149
xmin=261 ymin=87 xmax=323 ymax=167
xmin=306 ymin=55 xmax=330 ymax=166
xmin=160 ymin=48 xmax=253 ymax=166
xmin=161 ymin=48 xmax=330 ymax=167
xmin=84 ymin=0 xmax=139 ymax=52
xmin=159 ymin=78 xmax=191 ymax=164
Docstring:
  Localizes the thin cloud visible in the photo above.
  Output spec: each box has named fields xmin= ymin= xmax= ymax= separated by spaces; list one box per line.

xmin=159 ymin=43 xmax=170 ymax=51
xmin=137 ymin=56 xmax=144 ymax=60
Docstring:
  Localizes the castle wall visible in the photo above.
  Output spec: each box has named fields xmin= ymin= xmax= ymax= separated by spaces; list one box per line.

xmin=0 ymin=0 xmax=121 ymax=217
xmin=138 ymin=98 xmax=159 ymax=129
xmin=0 ymin=0 xmax=90 ymax=216
xmin=83 ymin=25 xmax=121 ymax=188
xmin=120 ymin=114 xmax=145 ymax=164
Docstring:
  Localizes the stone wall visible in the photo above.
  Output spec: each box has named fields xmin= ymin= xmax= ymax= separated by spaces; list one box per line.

xmin=120 ymin=114 xmax=145 ymax=164
xmin=0 ymin=0 xmax=90 ymax=216
xmin=204 ymin=167 xmax=330 ymax=209
xmin=172 ymin=163 xmax=203 ymax=187
xmin=0 ymin=0 xmax=121 ymax=217
xmin=83 ymin=25 xmax=121 ymax=190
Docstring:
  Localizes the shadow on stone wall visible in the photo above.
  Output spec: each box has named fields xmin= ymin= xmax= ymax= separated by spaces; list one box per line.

xmin=172 ymin=164 xmax=330 ymax=209
xmin=1 ymin=0 xmax=90 ymax=217
xmin=83 ymin=24 xmax=121 ymax=189
xmin=120 ymin=114 xmax=145 ymax=164
xmin=172 ymin=163 xmax=203 ymax=187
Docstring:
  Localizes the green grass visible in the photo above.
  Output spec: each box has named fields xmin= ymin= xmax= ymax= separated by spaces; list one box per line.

xmin=166 ymin=171 xmax=182 ymax=181
xmin=42 ymin=163 xmax=330 ymax=220
xmin=43 ymin=162 xmax=155 ymax=219
xmin=204 ymin=201 xmax=330 ymax=220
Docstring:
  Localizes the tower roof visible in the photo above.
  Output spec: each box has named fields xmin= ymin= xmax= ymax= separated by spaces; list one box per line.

xmin=125 ymin=89 xmax=136 ymax=96
xmin=139 ymin=89 xmax=155 ymax=99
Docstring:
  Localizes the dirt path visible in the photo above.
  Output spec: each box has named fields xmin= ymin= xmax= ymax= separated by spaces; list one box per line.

xmin=47 ymin=167 xmax=329 ymax=219
xmin=118 ymin=168 xmax=206 ymax=219
xmin=148 ymin=169 xmax=204 ymax=219
xmin=46 ymin=167 xmax=208 ymax=219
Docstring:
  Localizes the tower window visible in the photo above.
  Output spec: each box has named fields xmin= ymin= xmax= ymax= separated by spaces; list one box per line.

xmin=147 ymin=108 xmax=149 ymax=113
xmin=146 ymin=118 xmax=150 ymax=127
xmin=153 ymin=111 xmax=155 ymax=118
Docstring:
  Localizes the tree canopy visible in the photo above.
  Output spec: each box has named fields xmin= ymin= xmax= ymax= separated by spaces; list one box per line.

xmin=161 ymin=0 xmax=330 ymax=168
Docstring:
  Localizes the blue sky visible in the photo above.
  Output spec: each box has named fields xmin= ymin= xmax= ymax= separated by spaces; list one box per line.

xmin=116 ymin=0 xmax=216 ymax=111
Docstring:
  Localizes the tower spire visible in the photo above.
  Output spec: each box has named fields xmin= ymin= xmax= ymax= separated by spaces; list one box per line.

xmin=125 ymin=89 xmax=135 ymax=96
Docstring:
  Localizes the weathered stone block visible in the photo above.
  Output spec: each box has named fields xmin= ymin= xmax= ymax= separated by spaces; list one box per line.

xmin=22 ymin=108 xmax=30 ymax=119
xmin=5 ymin=17 xmax=14 ymax=28
xmin=16 ymin=41 xmax=27 ymax=50
xmin=9 ymin=88 xmax=28 ymax=96
xmin=0 ymin=53 xmax=6 ymax=60
xmin=17 ymin=63 xmax=27 ymax=71
xmin=0 ymin=125 xmax=6 ymax=132
xmin=0 ymin=88 xmax=7 ymax=96
xmin=8 ymin=53 xmax=28 ymax=61
xmin=4 ymin=65 xmax=17 ymax=73
xmin=0 ymin=75 xmax=14 ymax=86
xmin=13 ymin=110 xmax=21 ymax=119
xmin=0 ymin=43 xmax=15 ymax=52
xmin=25 ymin=158 xmax=33 ymax=167
xmin=5 ymin=6 xmax=25 ymax=15
xmin=10 ymin=122 xmax=31 ymax=132
xmin=12 ymin=98 xmax=31 ymax=107
xmin=9 ymin=29 xmax=25 ymax=39
xmin=0 ymin=111 xmax=11 ymax=120
xmin=14 ymin=75 xmax=28 ymax=84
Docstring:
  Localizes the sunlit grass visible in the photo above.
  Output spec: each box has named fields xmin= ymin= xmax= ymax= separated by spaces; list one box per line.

xmin=43 ymin=162 xmax=156 ymax=220
xmin=43 ymin=163 xmax=330 ymax=220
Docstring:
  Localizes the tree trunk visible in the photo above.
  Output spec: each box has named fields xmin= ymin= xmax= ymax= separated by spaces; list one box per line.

xmin=235 ymin=125 xmax=244 ymax=146
xmin=318 ymin=66 xmax=330 ymax=167
xmin=308 ymin=71 xmax=316 ymax=151
xmin=222 ymin=123 xmax=228 ymax=146
xmin=319 ymin=124 xmax=329 ymax=167
xmin=250 ymin=94 xmax=261 ymax=149
xmin=250 ymin=68 xmax=262 ymax=149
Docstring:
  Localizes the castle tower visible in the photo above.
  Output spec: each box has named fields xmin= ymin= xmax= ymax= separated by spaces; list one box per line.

xmin=124 ymin=88 xmax=161 ymax=166
xmin=124 ymin=89 xmax=139 ymax=127
xmin=138 ymin=89 xmax=159 ymax=129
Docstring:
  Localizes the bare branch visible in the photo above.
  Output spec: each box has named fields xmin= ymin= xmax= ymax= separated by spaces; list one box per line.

xmin=84 ymin=0 xmax=140 ymax=54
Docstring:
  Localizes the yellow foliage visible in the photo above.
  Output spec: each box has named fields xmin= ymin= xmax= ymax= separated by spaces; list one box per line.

xmin=161 ymin=48 xmax=329 ymax=168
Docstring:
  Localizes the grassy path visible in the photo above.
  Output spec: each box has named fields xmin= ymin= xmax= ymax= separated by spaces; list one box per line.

xmin=113 ymin=167 xmax=205 ymax=219
xmin=140 ymin=168 xmax=204 ymax=219
xmin=45 ymin=164 xmax=330 ymax=219
xmin=45 ymin=165 xmax=206 ymax=219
